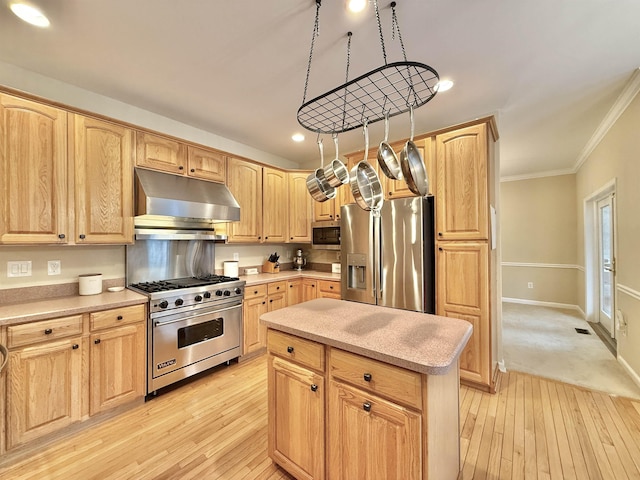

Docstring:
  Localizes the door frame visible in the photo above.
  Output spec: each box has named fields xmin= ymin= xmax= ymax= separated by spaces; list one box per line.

xmin=583 ymin=178 xmax=617 ymax=330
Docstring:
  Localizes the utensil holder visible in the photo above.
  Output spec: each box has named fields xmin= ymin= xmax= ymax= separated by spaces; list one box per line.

xmin=262 ymin=261 xmax=280 ymax=274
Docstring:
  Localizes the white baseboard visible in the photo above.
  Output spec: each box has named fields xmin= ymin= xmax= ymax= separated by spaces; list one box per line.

xmin=497 ymin=360 xmax=507 ymax=373
xmin=618 ymin=355 xmax=640 ymax=390
xmin=502 ymin=297 xmax=585 ymax=317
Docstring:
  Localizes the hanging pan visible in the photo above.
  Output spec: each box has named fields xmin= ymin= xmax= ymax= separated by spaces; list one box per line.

xmin=377 ymin=111 xmax=403 ymax=180
xmin=323 ymin=133 xmax=349 ymax=187
xmin=400 ymin=105 xmax=429 ymax=196
xmin=306 ymin=138 xmax=336 ymax=202
xmin=350 ymin=120 xmax=383 ymax=211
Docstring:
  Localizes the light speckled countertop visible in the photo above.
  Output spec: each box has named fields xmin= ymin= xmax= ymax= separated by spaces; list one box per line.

xmin=0 ymin=289 xmax=148 ymax=327
xmin=261 ymin=298 xmax=472 ymax=375
xmin=240 ymin=270 xmax=340 ymax=286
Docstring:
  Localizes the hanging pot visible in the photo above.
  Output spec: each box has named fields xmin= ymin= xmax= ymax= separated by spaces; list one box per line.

xmin=323 ymin=133 xmax=349 ymax=187
xmin=400 ymin=105 xmax=429 ymax=196
xmin=307 ymin=138 xmax=336 ymax=202
xmin=350 ymin=120 xmax=383 ymax=211
xmin=377 ymin=112 xmax=403 ymax=180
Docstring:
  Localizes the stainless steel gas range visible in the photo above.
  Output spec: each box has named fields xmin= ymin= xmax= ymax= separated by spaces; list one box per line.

xmin=129 ymin=275 xmax=245 ymax=395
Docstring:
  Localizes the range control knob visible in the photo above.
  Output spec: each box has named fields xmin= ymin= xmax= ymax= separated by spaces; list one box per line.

xmin=175 ymin=298 xmax=184 ymax=306
xmin=215 ymin=290 xmax=223 ymax=297
xmin=203 ymin=291 xmax=212 ymax=299
xmin=223 ymin=290 xmax=231 ymax=296
xmin=234 ymin=287 xmax=242 ymax=295
xmin=194 ymin=295 xmax=203 ymax=302
xmin=159 ymin=300 xmax=169 ymax=309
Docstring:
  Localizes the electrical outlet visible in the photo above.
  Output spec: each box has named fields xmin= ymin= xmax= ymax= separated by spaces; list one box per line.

xmin=233 ymin=253 xmax=239 ymax=261
xmin=48 ymin=260 xmax=61 ymax=275
xmin=7 ymin=260 xmax=32 ymax=277
xmin=527 ymin=282 xmax=534 ymax=289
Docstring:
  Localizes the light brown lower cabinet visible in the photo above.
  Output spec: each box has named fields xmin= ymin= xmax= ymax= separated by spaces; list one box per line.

xmin=2 ymin=304 xmax=146 ymax=452
xmin=267 ymin=329 xmax=461 ymax=480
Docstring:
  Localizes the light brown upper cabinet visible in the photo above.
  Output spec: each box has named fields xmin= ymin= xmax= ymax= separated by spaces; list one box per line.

xmin=187 ymin=146 xmax=226 ymax=183
xmin=226 ymin=157 xmax=263 ymax=243
xmin=135 ymin=131 xmax=187 ymax=175
xmin=0 ymin=94 xmax=68 ymax=244
xmin=262 ymin=167 xmax=288 ymax=243
xmin=288 ymin=172 xmax=312 ymax=242
xmin=435 ymin=124 xmax=489 ymax=241
xmin=71 ymin=115 xmax=134 ymax=244
xmin=136 ymin=132 xmax=226 ymax=183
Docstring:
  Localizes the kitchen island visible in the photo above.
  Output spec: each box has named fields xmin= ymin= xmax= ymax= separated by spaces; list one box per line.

xmin=261 ymin=298 xmax=472 ymax=480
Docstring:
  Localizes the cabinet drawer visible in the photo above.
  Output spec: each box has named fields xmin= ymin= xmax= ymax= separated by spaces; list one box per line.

xmin=267 ymin=329 xmax=325 ymax=372
xmin=267 ymin=281 xmax=287 ymax=295
xmin=329 ymin=348 xmax=422 ymax=410
xmin=7 ymin=315 xmax=84 ymax=348
xmin=90 ymin=305 xmax=145 ymax=331
xmin=318 ymin=280 xmax=340 ymax=296
xmin=245 ymin=284 xmax=268 ymax=299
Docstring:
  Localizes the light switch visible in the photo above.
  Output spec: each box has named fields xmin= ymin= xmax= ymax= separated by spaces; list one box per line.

xmin=7 ymin=261 xmax=32 ymax=277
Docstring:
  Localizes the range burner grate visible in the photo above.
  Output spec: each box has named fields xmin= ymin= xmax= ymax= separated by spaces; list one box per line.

xmin=129 ymin=275 xmax=241 ymax=294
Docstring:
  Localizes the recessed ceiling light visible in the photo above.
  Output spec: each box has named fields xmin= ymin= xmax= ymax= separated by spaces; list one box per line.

xmin=292 ymin=133 xmax=305 ymax=143
xmin=347 ymin=0 xmax=367 ymax=13
xmin=435 ymin=80 xmax=454 ymax=92
xmin=10 ymin=2 xmax=50 ymax=27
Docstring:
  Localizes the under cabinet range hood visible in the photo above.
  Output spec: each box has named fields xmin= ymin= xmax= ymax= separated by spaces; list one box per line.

xmin=134 ymin=168 xmax=240 ymax=239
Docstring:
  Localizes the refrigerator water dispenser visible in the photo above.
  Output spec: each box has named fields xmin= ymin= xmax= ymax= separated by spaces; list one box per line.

xmin=346 ymin=253 xmax=368 ymax=290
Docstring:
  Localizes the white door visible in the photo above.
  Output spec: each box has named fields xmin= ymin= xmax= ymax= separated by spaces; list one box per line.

xmin=597 ymin=195 xmax=615 ymax=337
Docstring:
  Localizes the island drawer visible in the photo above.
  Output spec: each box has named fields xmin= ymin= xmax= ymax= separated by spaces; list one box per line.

xmin=267 ymin=329 xmax=325 ymax=372
xmin=267 ymin=281 xmax=287 ymax=295
xmin=329 ymin=348 xmax=422 ymax=410
xmin=7 ymin=314 xmax=84 ymax=348
xmin=90 ymin=305 xmax=145 ymax=331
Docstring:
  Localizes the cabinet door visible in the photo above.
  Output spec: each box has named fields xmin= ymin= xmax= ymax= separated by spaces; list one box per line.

xmin=303 ymin=279 xmax=318 ymax=302
xmin=313 ymin=197 xmax=336 ymax=222
xmin=268 ymin=290 xmax=287 ymax=312
xmin=7 ymin=337 xmax=83 ymax=449
xmin=89 ymin=322 xmax=145 ymax=416
xmin=187 ymin=146 xmax=226 ymax=183
xmin=135 ymin=131 xmax=187 ymax=174
xmin=436 ymin=124 xmax=488 ymax=240
xmin=243 ymin=293 xmax=268 ymax=354
xmin=287 ymin=279 xmax=304 ymax=306
xmin=73 ymin=115 xmax=133 ymax=244
xmin=0 ymin=95 xmax=68 ymax=244
xmin=269 ymin=355 xmax=325 ymax=480
xmin=263 ymin=167 xmax=288 ymax=243
xmin=436 ymin=241 xmax=490 ymax=386
xmin=328 ymin=381 xmax=422 ymax=480
xmin=227 ymin=158 xmax=263 ymax=243
xmin=288 ymin=172 xmax=313 ymax=242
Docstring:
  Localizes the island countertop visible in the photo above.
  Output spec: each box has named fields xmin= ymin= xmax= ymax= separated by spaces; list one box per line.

xmin=261 ymin=298 xmax=472 ymax=375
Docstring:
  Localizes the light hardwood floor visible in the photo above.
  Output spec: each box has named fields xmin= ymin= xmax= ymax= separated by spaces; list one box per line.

xmin=1 ymin=355 xmax=639 ymax=479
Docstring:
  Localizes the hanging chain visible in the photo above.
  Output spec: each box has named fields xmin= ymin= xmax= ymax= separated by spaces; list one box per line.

xmin=302 ymin=0 xmax=321 ymax=104
xmin=373 ymin=0 xmax=387 ymax=65
xmin=341 ymin=32 xmax=352 ymax=131
xmin=391 ymin=2 xmax=407 ymax=62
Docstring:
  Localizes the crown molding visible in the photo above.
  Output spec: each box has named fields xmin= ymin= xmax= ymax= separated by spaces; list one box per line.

xmin=573 ymin=68 xmax=640 ymax=172
xmin=499 ymin=168 xmax=575 ymax=182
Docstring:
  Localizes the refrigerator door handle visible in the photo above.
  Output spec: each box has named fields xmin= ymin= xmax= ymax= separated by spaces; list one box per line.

xmin=373 ymin=211 xmax=382 ymax=300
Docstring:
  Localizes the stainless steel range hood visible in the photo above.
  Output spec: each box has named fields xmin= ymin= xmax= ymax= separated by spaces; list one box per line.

xmin=134 ymin=168 xmax=240 ymax=239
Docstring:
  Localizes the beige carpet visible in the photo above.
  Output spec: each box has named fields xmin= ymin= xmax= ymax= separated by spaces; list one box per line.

xmin=502 ymin=302 xmax=640 ymax=399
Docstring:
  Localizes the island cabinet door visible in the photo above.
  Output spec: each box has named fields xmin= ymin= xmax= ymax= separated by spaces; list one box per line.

xmin=328 ymin=381 xmax=422 ymax=480
xmin=268 ymin=355 xmax=325 ymax=480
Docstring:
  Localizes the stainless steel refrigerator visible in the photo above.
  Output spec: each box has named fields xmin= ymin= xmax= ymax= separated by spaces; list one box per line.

xmin=340 ymin=196 xmax=435 ymax=313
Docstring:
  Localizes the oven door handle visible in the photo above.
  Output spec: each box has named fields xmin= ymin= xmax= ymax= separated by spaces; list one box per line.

xmin=153 ymin=304 xmax=242 ymax=327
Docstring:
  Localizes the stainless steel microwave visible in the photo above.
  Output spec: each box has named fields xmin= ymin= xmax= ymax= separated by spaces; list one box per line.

xmin=311 ymin=221 xmax=340 ymax=250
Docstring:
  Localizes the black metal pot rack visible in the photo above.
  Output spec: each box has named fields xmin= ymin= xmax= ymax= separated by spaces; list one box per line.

xmin=297 ymin=1 xmax=439 ymax=135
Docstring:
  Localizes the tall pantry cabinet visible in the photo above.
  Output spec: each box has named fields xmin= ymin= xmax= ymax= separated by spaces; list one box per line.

xmin=435 ymin=120 xmax=498 ymax=391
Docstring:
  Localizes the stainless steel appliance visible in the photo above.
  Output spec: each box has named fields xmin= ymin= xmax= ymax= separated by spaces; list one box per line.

xmin=292 ymin=249 xmax=307 ymax=271
xmin=311 ymin=221 xmax=341 ymax=250
xmin=341 ymin=196 xmax=435 ymax=313
xmin=127 ymin=167 xmax=245 ymax=395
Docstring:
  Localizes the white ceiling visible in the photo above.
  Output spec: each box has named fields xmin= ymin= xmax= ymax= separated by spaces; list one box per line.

xmin=1 ymin=0 xmax=639 ymax=178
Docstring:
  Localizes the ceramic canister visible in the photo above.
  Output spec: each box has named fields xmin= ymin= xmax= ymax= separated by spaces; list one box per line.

xmin=79 ymin=273 xmax=103 ymax=295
